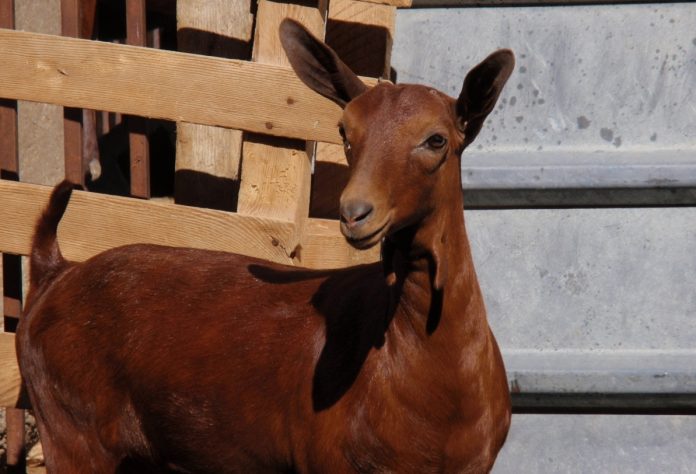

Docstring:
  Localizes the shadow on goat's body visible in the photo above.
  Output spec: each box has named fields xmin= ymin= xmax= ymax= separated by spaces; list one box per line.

xmin=17 ymin=18 xmax=515 ymax=474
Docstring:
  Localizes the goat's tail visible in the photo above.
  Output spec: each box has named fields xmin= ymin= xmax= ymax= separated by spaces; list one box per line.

xmin=30 ymin=180 xmax=75 ymax=289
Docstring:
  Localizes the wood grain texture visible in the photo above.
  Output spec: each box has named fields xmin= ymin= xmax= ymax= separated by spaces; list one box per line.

xmin=0 ymin=180 xmax=297 ymax=265
xmin=0 ymin=28 xmax=349 ymax=144
xmin=238 ymin=1 xmax=322 ymax=253
xmin=0 ymin=180 xmax=378 ymax=269
xmin=177 ymin=0 xmax=253 ymax=46
xmin=175 ymin=123 xmax=243 ymax=181
xmin=238 ymin=137 xmax=312 ymax=228
xmin=127 ymin=0 xmax=150 ymax=198
xmin=358 ymin=0 xmax=411 ymax=6
xmin=300 ymin=218 xmax=379 ymax=269
xmin=0 ymin=332 xmax=20 ymax=407
xmin=327 ymin=0 xmax=395 ymax=78
xmin=175 ymin=0 xmax=251 ymax=210
xmin=251 ymin=0 xmax=324 ymax=67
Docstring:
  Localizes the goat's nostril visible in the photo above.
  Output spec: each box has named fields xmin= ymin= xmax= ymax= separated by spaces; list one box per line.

xmin=340 ymin=200 xmax=374 ymax=227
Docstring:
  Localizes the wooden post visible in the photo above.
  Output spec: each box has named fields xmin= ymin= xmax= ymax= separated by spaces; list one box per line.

xmin=0 ymin=3 xmax=25 ymax=470
xmin=237 ymin=0 xmax=325 ymax=263
xmin=126 ymin=0 xmax=150 ymax=198
xmin=0 ymin=0 xmax=17 ymax=181
xmin=326 ymin=0 xmax=395 ymax=79
xmin=175 ymin=0 xmax=253 ymax=211
xmin=61 ymin=0 xmax=84 ymax=186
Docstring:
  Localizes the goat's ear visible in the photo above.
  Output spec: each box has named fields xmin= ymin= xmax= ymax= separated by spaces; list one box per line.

xmin=280 ymin=18 xmax=367 ymax=108
xmin=456 ymin=49 xmax=515 ymax=147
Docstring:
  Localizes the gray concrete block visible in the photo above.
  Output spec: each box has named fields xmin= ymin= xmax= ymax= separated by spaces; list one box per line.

xmin=393 ymin=4 xmax=696 ymax=190
xmin=493 ymin=414 xmax=696 ymax=473
xmin=465 ymin=207 xmax=696 ymax=393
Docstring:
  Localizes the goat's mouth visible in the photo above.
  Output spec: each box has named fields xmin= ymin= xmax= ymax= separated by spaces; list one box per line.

xmin=343 ymin=218 xmax=390 ymax=250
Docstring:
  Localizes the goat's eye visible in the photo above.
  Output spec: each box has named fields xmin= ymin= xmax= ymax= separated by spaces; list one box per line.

xmin=426 ymin=134 xmax=447 ymax=149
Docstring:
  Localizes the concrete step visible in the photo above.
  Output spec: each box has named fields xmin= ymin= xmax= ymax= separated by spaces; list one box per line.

xmin=465 ymin=207 xmax=696 ymax=403
xmin=493 ymin=414 xmax=696 ymax=474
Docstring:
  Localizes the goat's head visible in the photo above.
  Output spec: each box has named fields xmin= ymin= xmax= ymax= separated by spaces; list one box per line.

xmin=281 ymin=19 xmax=514 ymax=250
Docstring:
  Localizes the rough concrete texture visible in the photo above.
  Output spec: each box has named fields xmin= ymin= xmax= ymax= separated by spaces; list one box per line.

xmin=467 ymin=207 xmax=696 ymax=351
xmin=466 ymin=207 xmax=696 ymax=392
xmin=493 ymin=414 xmax=696 ymax=474
xmin=15 ymin=0 xmax=64 ymax=186
xmin=393 ymin=4 xmax=696 ymax=190
xmin=393 ymin=3 xmax=696 ymax=153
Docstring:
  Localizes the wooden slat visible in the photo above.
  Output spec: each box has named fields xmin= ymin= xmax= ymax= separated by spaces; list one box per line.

xmin=0 ymin=0 xmax=13 ymax=28
xmin=327 ymin=0 xmax=396 ymax=78
xmin=0 ymin=180 xmax=379 ymax=269
xmin=61 ymin=0 xmax=84 ymax=185
xmin=237 ymin=1 xmax=322 ymax=257
xmin=0 ymin=1 xmax=17 ymax=177
xmin=0 ymin=180 xmax=297 ymax=265
xmin=0 ymin=99 xmax=17 ymax=175
xmin=360 ymin=0 xmax=411 ymax=6
xmin=126 ymin=0 xmax=150 ymax=199
xmin=238 ymin=136 xmax=311 ymax=230
xmin=174 ymin=0 xmax=252 ymax=210
xmin=301 ymin=218 xmax=379 ymax=269
xmin=0 ymin=332 xmax=20 ymax=407
xmin=250 ymin=1 xmax=324 ymax=67
xmin=0 ymin=28 xmax=350 ymax=144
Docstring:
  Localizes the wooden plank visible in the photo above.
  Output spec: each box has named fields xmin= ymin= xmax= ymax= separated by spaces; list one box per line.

xmin=0 ymin=180 xmax=297 ymax=265
xmin=238 ymin=135 xmax=311 ymax=229
xmin=175 ymin=123 xmax=243 ymax=211
xmin=237 ymin=1 xmax=322 ymax=255
xmin=126 ymin=0 xmax=150 ymax=199
xmin=0 ymin=99 xmax=17 ymax=176
xmin=0 ymin=180 xmax=378 ymax=270
xmin=176 ymin=0 xmax=253 ymax=58
xmin=174 ymin=0 xmax=252 ymax=210
xmin=0 ymin=1 xmax=17 ymax=178
xmin=360 ymin=0 xmax=411 ymax=6
xmin=0 ymin=332 xmax=20 ymax=407
xmin=300 ymin=218 xmax=379 ymax=269
xmin=0 ymin=28 xmax=355 ymax=144
xmin=61 ymin=0 xmax=84 ymax=185
xmin=250 ymin=0 xmax=324 ymax=68
xmin=327 ymin=0 xmax=396 ymax=78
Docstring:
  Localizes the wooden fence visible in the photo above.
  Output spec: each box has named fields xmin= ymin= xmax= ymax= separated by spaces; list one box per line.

xmin=0 ymin=0 xmax=408 ymax=467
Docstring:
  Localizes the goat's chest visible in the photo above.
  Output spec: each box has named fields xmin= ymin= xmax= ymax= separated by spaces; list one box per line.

xmin=307 ymin=373 xmax=500 ymax=473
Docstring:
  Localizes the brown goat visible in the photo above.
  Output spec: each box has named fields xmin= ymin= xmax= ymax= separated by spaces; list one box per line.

xmin=17 ymin=19 xmax=514 ymax=473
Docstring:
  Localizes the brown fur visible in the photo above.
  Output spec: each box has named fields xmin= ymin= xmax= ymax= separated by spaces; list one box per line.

xmin=17 ymin=19 xmax=514 ymax=473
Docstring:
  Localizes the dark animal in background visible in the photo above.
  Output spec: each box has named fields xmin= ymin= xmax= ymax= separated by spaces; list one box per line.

xmin=17 ymin=18 xmax=514 ymax=473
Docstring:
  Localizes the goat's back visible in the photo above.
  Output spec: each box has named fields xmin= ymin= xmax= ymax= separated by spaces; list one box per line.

xmin=18 ymin=244 xmax=388 ymax=472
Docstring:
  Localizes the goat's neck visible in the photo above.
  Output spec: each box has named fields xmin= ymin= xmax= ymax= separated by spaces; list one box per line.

xmin=385 ymin=190 xmax=485 ymax=347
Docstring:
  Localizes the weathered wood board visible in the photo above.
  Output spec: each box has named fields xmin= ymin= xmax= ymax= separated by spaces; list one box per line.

xmin=0 ymin=28 xmax=348 ymax=144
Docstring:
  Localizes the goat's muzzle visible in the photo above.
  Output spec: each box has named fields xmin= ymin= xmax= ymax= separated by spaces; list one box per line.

xmin=340 ymin=199 xmax=391 ymax=249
